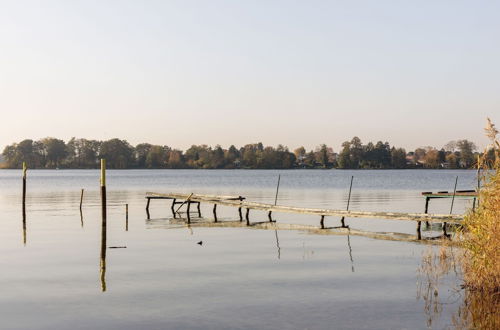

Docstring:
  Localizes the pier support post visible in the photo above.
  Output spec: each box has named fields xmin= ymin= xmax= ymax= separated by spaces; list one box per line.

xmin=213 ymin=204 xmax=218 ymax=222
xmin=245 ymin=208 xmax=250 ymax=226
xmin=197 ymin=202 xmax=201 ymax=217
xmin=320 ymin=215 xmax=325 ymax=229
xmin=416 ymin=221 xmax=421 ymax=240
xmin=238 ymin=207 xmax=243 ymax=221
xmin=424 ymin=196 xmax=430 ymax=227
xmin=187 ymin=202 xmax=191 ymax=224
xmin=171 ymin=199 xmax=176 ymax=218
xmin=125 ymin=204 xmax=129 ymax=231
xmin=146 ymin=198 xmax=151 ymax=219
xmin=268 ymin=211 xmax=273 ymax=222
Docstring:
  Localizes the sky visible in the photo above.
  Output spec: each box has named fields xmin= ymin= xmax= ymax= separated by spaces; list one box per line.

xmin=0 ymin=0 xmax=499 ymax=152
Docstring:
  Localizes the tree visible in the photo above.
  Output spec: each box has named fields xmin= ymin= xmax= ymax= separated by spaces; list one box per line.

xmin=338 ymin=141 xmax=351 ymax=169
xmin=423 ymin=149 xmax=440 ymax=168
xmin=456 ymin=139 xmax=477 ymax=168
xmin=146 ymin=145 xmax=169 ymax=168
xmin=41 ymin=138 xmax=67 ymax=168
xmin=390 ymin=147 xmax=407 ymax=168
xmin=100 ymin=139 xmax=134 ymax=169
xmin=135 ymin=143 xmax=152 ymax=168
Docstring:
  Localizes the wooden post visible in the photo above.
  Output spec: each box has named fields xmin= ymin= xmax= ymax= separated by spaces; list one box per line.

xmin=22 ymin=162 xmax=27 ymax=220
xmin=245 ymin=208 xmax=250 ymax=226
xmin=171 ymin=198 xmax=177 ymax=218
xmin=424 ymin=196 xmax=430 ymax=227
xmin=340 ymin=176 xmax=353 ymax=228
xmin=197 ymin=202 xmax=201 ymax=217
xmin=320 ymin=215 xmax=325 ymax=229
xmin=445 ymin=176 xmax=459 ymax=236
xmin=100 ymin=159 xmax=107 ymax=292
xmin=238 ymin=196 xmax=243 ymax=221
xmin=125 ymin=204 xmax=129 ymax=231
xmin=450 ymin=176 xmax=458 ymax=214
xmin=101 ymin=159 xmax=107 ymax=222
xmin=274 ymin=174 xmax=281 ymax=206
xmin=268 ymin=211 xmax=273 ymax=222
xmin=213 ymin=204 xmax=218 ymax=222
xmin=187 ymin=201 xmax=191 ymax=224
xmin=146 ymin=198 xmax=151 ymax=220
xmin=79 ymin=189 xmax=84 ymax=211
xmin=175 ymin=193 xmax=194 ymax=213
xmin=416 ymin=221 xmax=422 ymax=240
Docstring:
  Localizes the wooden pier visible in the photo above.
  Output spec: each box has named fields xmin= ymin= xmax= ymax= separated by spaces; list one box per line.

xmin=145 ymin=192 xmax=464 ymax=228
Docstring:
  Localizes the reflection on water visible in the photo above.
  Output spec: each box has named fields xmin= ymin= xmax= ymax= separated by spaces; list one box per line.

xmin=417 ymin=246 xmax=500 ymax=329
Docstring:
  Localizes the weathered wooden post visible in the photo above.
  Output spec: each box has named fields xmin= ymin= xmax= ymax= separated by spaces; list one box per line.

xmin=146 ymin=197 xmax=151 ymax=219
xmin=444 ymin=176 xmax=459 ymax=236
xmin=101 ymin=159 xmax=107 ymax=221
xmin=125 ymin=204 xmax=129 ymax=231
xmin=171 ymin=199 xmax=177 ymax=218
xmin=238 ymin=197 xmax=243 ymax=221
xmin=213 ymin=204 xmax=218 ymax=222
xmin=268 ymin=174 xmax=281 ymax=222
xmin=100 ymin=159 xmax=107 ymax=292
xmin=340 ymin=176 xmax=353 ymax=228
xmin=245 ymin=208 xmax=250 ymax=226
xmin=187 ymin=201 xmax=191 ymax=224
xmin=79 ymin=189 xmax=84 ymax=211
xmin=22 ymin=162 xmax=27 ymax=219
xmin=197 ymin=202 xmax=201 ymax=217
xmin=320 ymin=215 xmax=325 ymax=229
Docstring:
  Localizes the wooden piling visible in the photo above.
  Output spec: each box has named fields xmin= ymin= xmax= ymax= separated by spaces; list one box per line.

xmin=187 ymin=201 xmax=191 ymax=224
xmin=213 ymin=204 xmax=218 ymax=222
xmin=197 ymin=202 xmax=201 ymax=217
xmin=171 ymin=198 xmax=177 ymax=218
xmin=320 ymin=215 xmax=325 ymax=229
xmin=238 ymin=207 xmax=243 ymax=221
xmin=100 ymin=159 xmax=107 ymax=221
xmin=100 ymin=159 xmax=107 ymax=292
xmin=79 ymin=189 xmax=84 ymax=211
xmin=126 ymin=204 xmax=129 ymax=231
xmin=274 ymin=174 xmax=281 ymax=206
xmin=445 ymin=176 xmax=458 ymax=236
xmin=22 ymin=162 xmax=27 ymax=220
xmin=340 ymin=176 xmax=353 ymax=228
xmin=245 ymin=208 xmax=250 ymax=226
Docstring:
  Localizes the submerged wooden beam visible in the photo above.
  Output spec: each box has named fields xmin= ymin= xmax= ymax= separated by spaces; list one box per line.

xmin=146 ymin=192 xmax=464 ymax=224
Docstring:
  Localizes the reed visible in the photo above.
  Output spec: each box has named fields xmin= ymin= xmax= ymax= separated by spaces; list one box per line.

xmin=460 ymin=118 xmax=500 ymax=294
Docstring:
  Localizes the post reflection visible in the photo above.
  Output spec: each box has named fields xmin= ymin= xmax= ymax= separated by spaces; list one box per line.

xmin=22 ymin=212 xmax=27 ymax=246
xmin=100 ymin=211 xmax=107 ymax=292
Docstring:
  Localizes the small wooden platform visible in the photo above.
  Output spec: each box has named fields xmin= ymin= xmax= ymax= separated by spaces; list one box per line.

xmin=421 ymin=190 xmax=478 ymax=198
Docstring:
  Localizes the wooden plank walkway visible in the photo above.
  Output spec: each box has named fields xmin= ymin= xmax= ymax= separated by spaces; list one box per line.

xmin=145 ymin=192 xmax=464 ymax=224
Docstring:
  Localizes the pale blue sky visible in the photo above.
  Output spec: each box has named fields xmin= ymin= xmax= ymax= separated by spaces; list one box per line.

xmin=0 ymin=0 xmax=498 ymax=152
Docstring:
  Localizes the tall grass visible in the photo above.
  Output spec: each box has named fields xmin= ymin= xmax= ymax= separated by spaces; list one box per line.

xmin=460 ymin=118 xmax=500 ymax=294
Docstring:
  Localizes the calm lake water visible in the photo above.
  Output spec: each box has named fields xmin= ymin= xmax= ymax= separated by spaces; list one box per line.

xmin=0 ymin=169 xmax=477 ymax=329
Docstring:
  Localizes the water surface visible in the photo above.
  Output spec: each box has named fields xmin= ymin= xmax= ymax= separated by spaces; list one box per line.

xmin=0 ymin=170 xmax=475 ymax=329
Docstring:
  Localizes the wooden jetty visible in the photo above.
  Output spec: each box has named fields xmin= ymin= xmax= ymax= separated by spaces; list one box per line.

xmin=145 ymin=192 xmax=464 ymax=228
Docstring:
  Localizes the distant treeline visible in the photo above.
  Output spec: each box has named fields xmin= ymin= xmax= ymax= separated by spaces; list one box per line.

xmin=1 ymin=137 xmax=487 ymax=170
